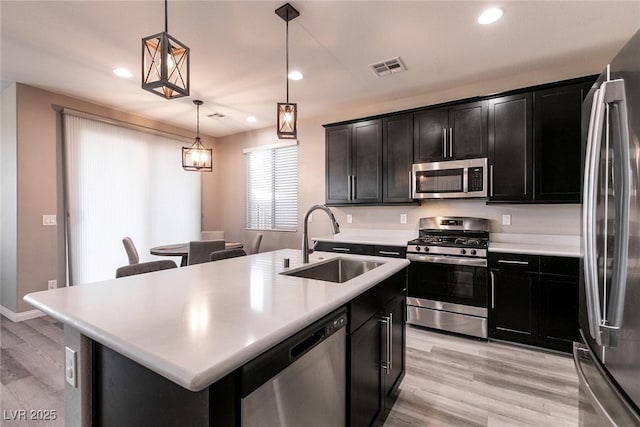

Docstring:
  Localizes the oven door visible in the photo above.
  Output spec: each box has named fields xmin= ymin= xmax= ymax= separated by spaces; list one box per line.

xmin=408 ymin=256 xmax=488 ymax=309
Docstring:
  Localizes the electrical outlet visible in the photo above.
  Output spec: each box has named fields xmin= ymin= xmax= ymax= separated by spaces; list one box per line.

xmin=346 ymin=214 xmax=353 ymax=224
xmin=48 ymin=280 xmax=57 ymax=290
xmin=502 ymin=214 xmax=512 ymax=226
xmin=400 ymin=214 xmax=407 ymax=224
xmin=65 ymin=346 xmax=77 ymax=387
xmin=42 ymin=214 xmax=57 ymax=226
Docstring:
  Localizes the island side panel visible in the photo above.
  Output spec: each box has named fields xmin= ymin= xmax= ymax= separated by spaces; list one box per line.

xmin=64 ymin=326 xmax=92 ymax=427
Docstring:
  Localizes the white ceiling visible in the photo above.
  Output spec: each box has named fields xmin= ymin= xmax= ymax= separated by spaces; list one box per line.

xmin=2 ymin=1 xmax=639 ymax=138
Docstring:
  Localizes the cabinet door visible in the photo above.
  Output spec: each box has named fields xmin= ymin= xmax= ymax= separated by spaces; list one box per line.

xmin=539 ymin=273 xmax=579 ymax=352
xmin=488 ymin=93 xmax=533 ymax=201
xmin=349 ymin=314 xmax=382 ymax=427
xmin=352 ymin=120 xmax=383 ymax=203
xmin=326 ymin=125 xmax=352 ymax=204
xmin=534 ymin=82 xmax=592 ymax=202
xmin=383 ymin=114 xmax=414 ymax=203
xmin=449 ymin=100 xmax=487 ymax=159
xmin=413 ymin=107 xmax=448 ymax=161
xmin=381 ymin=295 xmax=406 ymax=408
xmin=489 ymin=268 xmax=538 ymax=344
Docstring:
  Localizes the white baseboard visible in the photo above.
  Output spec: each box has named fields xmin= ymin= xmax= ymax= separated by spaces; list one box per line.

xmin=0 ymin=305 xmax=45 ymax=322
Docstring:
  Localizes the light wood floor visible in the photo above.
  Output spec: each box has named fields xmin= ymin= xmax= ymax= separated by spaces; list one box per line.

xmin=0 ymin=316 xmax=579 ymax=426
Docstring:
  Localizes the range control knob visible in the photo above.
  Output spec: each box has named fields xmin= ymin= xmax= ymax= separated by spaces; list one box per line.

xmin=423 ymin=246 xmax=429 ymax=252
xmin=415 ymin=246 xmax=421 ymax=252
xmin=470 ymin=249 xmax=477 ymax=256
xmin=460 ymin=249 xmax=467 ymax=255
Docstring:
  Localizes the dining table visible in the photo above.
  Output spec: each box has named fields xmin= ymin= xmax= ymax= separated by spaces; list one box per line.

xmin=150 ymin=242 xmax=244 ymax=267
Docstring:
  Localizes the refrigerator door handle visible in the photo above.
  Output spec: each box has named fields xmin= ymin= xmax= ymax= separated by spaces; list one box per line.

xmin=583 ymin=87 xmax=606 ymax=346
xmin=602 ymin=79 xmax=631 ymax=344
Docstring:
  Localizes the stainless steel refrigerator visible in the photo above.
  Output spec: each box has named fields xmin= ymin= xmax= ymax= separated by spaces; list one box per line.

xmin=575 ymin=28 xmax=640 ymax=426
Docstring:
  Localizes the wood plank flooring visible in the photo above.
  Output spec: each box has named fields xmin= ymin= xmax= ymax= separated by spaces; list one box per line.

xmin=0 ymin=316 xmax=580 ymax=426
xmin=384 ymin=326 xmax=579 ymax=426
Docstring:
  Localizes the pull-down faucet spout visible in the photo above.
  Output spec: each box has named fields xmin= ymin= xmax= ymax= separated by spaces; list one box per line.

xmin=301 ymin=205 xmax=340 ymax=263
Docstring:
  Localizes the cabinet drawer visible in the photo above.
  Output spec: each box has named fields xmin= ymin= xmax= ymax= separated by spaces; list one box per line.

xmin=314 ymin=241 xmax=375 ymax=255
xmin=489 ymin=252 xmax=539 ymax=272
xmin=374 ymin=245 xmax=406 ymax=258
xmin=348 ymin=270 xmax=406 ymax=334
xmin=540 ymin=256 xmax=579 ymax=277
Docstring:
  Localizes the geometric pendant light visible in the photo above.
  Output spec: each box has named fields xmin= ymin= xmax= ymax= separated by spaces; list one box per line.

xmin=142 ymin=0 xmax=190 ymax=99
xmin=182 ymin=100 xmax=212 ymax=172
xmin=275 ymin=3 xmax=299 ymax=139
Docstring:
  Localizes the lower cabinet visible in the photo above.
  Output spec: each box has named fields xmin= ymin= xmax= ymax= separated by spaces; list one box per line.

xmin=314 ymin=241 xmax=407 ymax=258
xmin=489 ymin=253 xmax=578 ymax=352
xmin=348 ymin=269 xmax=407 ymax=426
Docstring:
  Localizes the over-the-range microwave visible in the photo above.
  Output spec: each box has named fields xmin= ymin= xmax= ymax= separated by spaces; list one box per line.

xmin=412 ymin=158 xmax=488 ymax=199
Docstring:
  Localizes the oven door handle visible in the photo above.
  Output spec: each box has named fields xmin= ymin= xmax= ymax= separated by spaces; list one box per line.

xmin=407 ymin=253 xmax=487 ymax=267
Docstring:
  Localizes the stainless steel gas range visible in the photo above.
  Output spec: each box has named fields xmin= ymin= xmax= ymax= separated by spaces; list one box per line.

xmin=406 ymin=217 xmax=489 ymax=339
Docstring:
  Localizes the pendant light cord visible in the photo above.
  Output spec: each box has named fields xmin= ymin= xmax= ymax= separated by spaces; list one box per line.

xmin=196 ymin=102 xmax=200 ymax=138
xmin=164 ymin=0 xmax=168 ymax=33
xmin=285 ymin=18 xmax=289 ymax=103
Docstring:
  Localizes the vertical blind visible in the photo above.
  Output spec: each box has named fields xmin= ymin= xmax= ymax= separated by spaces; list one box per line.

xmin=245 ymin=143 xmax=298 ymax=231
xmin=63 ymin=113 xmax=201 ymax=285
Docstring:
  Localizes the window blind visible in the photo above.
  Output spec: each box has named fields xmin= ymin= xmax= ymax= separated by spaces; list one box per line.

xmin=63 ymin=113 xmax=201 ymax=285
xmin=245 ymin=144 xmax=298 ymax=231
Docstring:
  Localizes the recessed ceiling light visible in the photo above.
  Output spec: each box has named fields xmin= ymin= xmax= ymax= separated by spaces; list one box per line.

xmin=288 ymin=70 xmax=303 ymax=81
xmin=478 ymin=7 xmax=504 ymax=25
xmin=113 ymin=67 xmax=133 ymax=78
xmin=247 ymin=116 xmax=257 ymax=123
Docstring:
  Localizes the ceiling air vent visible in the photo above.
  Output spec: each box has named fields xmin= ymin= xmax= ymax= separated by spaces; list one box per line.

xmin=370 ymin=57 xmax=407 ymax=77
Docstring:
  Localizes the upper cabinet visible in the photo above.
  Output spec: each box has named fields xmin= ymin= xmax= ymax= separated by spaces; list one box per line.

xmin=414 ymin=100 xmax=487 ymax=162
xmin=488 ymin=77 xmax=595 ymax=203
xmin=326 ymin=115 xmax=414 ymax=205
xmin=326 ymin=119 xmax=383 ymax=204
xmin=534 ymin=82 xmax=592 ymax=202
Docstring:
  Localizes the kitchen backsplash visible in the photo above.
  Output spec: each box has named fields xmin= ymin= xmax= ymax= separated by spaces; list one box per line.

xmin=330 ymin=199 xmax=580 ymax=236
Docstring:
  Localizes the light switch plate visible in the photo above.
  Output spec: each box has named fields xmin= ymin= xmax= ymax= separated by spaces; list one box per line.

xmin=502 ymin=214 xmax=512 ymax=226
xmin=42 ymin=214 xmax=57 ymax=226
xmin=346 ymin=214 xmax=353 ymax=224
xmin=65 ymin=346 xmax=77 ymax=387
xmin=48 ymin=280 xmax=57 ymax=290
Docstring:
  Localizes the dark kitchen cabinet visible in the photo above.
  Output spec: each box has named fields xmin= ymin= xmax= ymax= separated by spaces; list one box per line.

xmin=313 ymin=241 xmax=406 ymax=258
xmin=488 ymin=93 xmax=533 ymax=202
xmin=348 ymin=269 xmax=407 ymax=426
xmin=414 ymin=100 xmax=487 ymax=162
xmin=488 ymin=77 xmax=595 ymax=203
xmin=326 ymin=120 xmax=382 ymax=204
xmin=489 ymin=253 xmax=579 ymax=352
xmin=383 ymin=114 xmax=414 ymax=203
xmin=534 ymin=82 xmax=593 ymax=202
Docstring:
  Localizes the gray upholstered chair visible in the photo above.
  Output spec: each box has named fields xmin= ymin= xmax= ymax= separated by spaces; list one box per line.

xmin=248 ymin=233 xmax=263 ymax=254
xmin=200 ymin=230 xmax=225 ymax=240
xmin=187 ymin=240 xmax=225 ymax=265
xmin=115 ymin=260 xmax=177 ymax=278
xmin=122 ymin=237 xmax=139 ymax=264
xmin=209 ymin=248 xmax=247 ymax=262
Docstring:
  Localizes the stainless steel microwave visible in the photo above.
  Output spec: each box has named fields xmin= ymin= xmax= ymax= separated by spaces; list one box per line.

xmin=412 ymin=158 xmax=488 ymax=199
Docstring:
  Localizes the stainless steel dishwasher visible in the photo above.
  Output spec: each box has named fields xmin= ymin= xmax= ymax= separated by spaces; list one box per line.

xmin=240 ymin=308 xmax=347 ymax=427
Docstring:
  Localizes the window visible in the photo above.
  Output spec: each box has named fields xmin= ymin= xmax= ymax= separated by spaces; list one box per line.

xmin=245 ymin=142 xmax=298 ymax=231
xmin=63 ymin=112 xmax=201 ymax=285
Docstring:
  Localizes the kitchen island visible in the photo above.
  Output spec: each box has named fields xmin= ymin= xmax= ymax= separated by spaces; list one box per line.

xmin=24 ymin=249 xmax=409 ymax=426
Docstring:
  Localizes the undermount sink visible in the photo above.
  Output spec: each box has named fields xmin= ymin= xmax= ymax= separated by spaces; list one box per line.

xmin=281 ymin=257 xmax=385 ymax=283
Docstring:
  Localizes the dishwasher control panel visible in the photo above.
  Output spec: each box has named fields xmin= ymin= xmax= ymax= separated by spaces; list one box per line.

xmin=325 ymin=314 xmax=346 ymax=336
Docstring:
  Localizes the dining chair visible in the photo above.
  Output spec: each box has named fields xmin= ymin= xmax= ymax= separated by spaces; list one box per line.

xmin=115 ymin=260 xmax=177 ymax=278
xmin=200 ymin=230 xmax=225 ymax=241
xmin=122 ymin=237 xmax=139 ymax=265
xmin=187 ymin=240 xmax=225 ymax=265
xmin=248 ymin=233 xmax=263 ymax=255
xmin=209 ymin=248 xmax=247 ymax=262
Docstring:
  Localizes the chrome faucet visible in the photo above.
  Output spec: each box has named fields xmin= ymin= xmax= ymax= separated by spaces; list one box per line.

xmin=302 ymin=204 xmax=340 ymax=263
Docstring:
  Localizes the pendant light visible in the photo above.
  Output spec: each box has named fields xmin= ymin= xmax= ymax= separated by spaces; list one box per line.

xmin=182 ymin=100 xmax=212 ymax=172
xmin=275 ymin=3 xmax=300 ymax=139
xmin=142 ymin=0 xmax=190 ymax=99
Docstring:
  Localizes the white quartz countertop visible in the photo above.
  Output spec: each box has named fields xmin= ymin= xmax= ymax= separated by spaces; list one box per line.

xmin=24 ymin=249 xmax=408 ymax=392
xmin=489 ymin=233 xmax=581 ymax=257
xmin=313 ymin=228 xmax=417 ymax=247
